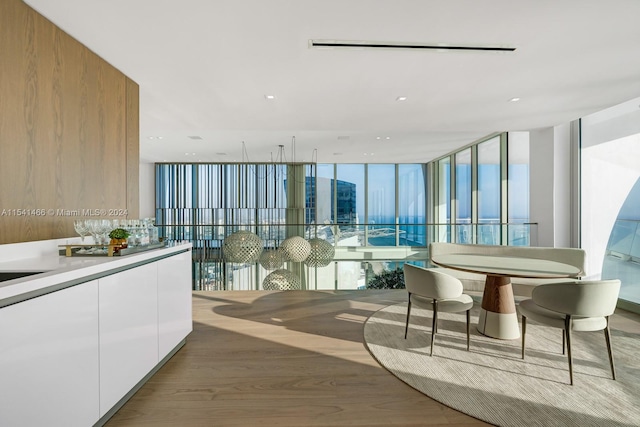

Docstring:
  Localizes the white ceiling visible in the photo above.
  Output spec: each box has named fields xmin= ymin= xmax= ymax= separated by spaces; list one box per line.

xmin=25 ymin=0 xmax=640 ymax=164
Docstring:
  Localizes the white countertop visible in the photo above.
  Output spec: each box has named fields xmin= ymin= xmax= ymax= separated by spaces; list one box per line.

xmin=0 ymin=242 xmax=192 ymax=304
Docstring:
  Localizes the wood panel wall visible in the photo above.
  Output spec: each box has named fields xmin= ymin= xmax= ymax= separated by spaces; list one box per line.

xmin=0 ymin=0 xmax=139 ymax=244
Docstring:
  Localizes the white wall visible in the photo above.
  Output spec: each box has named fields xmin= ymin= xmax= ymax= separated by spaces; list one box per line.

xmin=529 ymin=126 xmax=574 ymax=248
xmin=529 ymin=128 xmax=555 ymax=247
xmin=139 ymin=163 xmax=155 ymax=219
xmin=553 ymin=123 xmax=572 ymax=248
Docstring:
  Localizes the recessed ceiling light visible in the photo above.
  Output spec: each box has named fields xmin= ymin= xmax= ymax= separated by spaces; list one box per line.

xmin=188 ymin=136 xmax=202 ymax=140
xmin=184 ymin=152 xmax=189 ymax=155
xmin=148 ymin=136 xmax=155 ymax=140
xmin=385 ymin=136 xmax=391 ymax=140
xmin=509 ymin=97 xmax=521 ymax=102
xmin=396 ymin=96 xmax=408 ymax=101
xmin=157 ymin=136 xmax=163 ymax=139
xmin=376 ymin=136 xmax=381 ymax=140
xmin=264 ymin=95 xmax=276 ymax=100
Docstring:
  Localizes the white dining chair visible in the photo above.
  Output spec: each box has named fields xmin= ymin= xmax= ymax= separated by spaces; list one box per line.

xmin=518 ymin=279 xmax=621 ymax=385
xmin=403 ymin=264 xmax=474 ymax=356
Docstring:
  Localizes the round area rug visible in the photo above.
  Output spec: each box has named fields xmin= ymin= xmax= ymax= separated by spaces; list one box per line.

xmin=363 ymin=302 xmax=640 ymax=427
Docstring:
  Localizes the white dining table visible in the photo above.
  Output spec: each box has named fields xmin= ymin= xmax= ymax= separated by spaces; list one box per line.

xmin=430 ymin=253 xmax=581 ymax=339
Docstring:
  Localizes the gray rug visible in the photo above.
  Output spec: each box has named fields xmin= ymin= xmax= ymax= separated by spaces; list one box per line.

xmin=363 ymin=302 xmax=640 ymax=427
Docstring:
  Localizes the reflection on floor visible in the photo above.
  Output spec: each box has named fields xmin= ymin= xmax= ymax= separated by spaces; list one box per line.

xmin=105 ymin=290 xmax=493 ymax=426
xmin=104 ymin=290 xmax=639 ymax=427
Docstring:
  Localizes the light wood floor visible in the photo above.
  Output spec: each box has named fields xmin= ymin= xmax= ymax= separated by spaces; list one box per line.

xmin=106 ymin=290 xmax=639 ymax=427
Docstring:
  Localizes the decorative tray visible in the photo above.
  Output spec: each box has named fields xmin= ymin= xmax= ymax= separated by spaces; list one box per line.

xmin=59 ymin=242 xmax=166 ymax=257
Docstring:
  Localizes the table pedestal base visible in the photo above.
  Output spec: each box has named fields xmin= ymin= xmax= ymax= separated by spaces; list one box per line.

xmin=477 ymin=309 xmax=520 ymax=340
xmin=477 ymin=275 xmax=520 ymax=340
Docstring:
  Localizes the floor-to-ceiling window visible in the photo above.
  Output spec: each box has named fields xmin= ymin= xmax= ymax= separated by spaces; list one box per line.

xmin=399 ymin=164 xmax=426 ymax=246
xmin=507 ymin=132 xmax=530 ymax=246
xmin=314 ymin=163 xmax=334 ymax=226
xmin=429 ymin=133 xmax=532 ymax=247
xmin=437 ymin=157 xmax=451 ymax=242
xmin=455 ymin=148 xmax=472 ymax=243
xmin=477 ymin=136 xmax=501 ymax=245
xmin=157 ymin=161 xmax=430 ymax=290
xmin=335 ymin=164 xmax=364 ymax=245
xmin=367 ymin=164 xmax=396 ymax=246
xmin=581 ymin=96 xmax=640 ymax=306
xmin=156 ymin=162 xmax=303 ymax=290
xmin=156 ymin=139 xmax=539 ymax=291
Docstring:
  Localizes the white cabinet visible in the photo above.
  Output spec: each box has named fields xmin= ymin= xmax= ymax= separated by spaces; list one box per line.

xmin=0 ymin=281 xmax=100 ymax=427
xmin=0 ymin=245 xmax=192 ymax=426
xmin=98 ymin=262 xmax=159 ymax=416
xmin=157 ymin=250 xmax=193 ymax=358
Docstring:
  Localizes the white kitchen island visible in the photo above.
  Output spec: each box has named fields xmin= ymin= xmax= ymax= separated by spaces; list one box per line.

xmin=0 ymin=239 xmax=193 ymax=427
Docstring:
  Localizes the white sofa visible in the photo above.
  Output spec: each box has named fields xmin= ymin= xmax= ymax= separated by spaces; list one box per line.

xmin=428 ymin=242 xmax=586 ymax=297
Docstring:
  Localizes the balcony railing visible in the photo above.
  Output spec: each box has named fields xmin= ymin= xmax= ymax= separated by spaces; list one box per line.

xmin=156 ymin=219 xmax=538 ymax=290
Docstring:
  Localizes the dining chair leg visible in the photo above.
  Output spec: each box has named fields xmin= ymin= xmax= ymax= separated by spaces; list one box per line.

xmin=430 ymin=300 xmax=438 ymax=356
xmin=404 ymin=296 xmax=412 ymax=339
xmin=434 ymin=305 xmax=438 ymax=334
xmin=604 ymin=316 xmax=616 ymax=380
xmin=521 ymin=315 xmax=527 ymax=359
xmin=564 ymin=316 xmax=574 ymax=385
xmin=466 ymin=309 xmax=470 ymax=351
xmin=562 ymin=330 xmax=566 ymax=355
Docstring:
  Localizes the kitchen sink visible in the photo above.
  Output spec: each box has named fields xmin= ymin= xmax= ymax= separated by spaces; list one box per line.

xmin=0 ymin=271 xmax=45 ymax=282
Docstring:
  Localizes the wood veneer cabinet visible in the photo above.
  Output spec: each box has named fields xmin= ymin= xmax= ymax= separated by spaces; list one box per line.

xmin=0 ymin=0 xmax=139 ymax=244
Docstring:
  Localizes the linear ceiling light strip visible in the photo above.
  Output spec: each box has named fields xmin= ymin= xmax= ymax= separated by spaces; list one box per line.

xmin=310 ymin=41 xmax=515 ymax=52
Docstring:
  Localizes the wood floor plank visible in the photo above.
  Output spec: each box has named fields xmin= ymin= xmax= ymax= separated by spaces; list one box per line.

xmin=103 ymin=290 xmax=494 ymax=426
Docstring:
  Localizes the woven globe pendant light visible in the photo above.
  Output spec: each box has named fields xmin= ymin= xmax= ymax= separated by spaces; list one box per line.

xmin=280 ymin=236 xmax=311 ymax=262
xmin=304 ymin=238 xmax=335 ymax=267
xmin=222 ymin=230 xmax=263 ymax=264
xmin=262 ymin=269 xmax=301 ymax=290
xmin=259 ymin=248 xmax=284 ymax=270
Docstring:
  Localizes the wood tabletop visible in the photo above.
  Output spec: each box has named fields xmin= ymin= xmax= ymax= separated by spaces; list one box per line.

xmin=431 ymin=253 xmax=581 ymax=279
